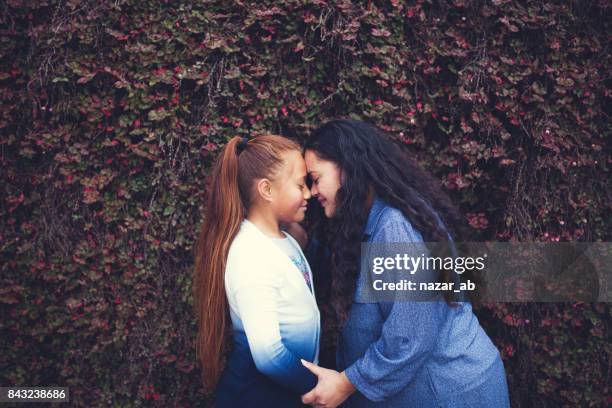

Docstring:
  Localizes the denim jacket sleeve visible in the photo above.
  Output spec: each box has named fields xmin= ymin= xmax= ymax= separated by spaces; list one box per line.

xmin=344 ymin=207 xmax=445 ymax=402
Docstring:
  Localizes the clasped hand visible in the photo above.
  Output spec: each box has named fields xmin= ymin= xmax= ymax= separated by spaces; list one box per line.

xmin=300 ymin=359 xmax=356 ymax=408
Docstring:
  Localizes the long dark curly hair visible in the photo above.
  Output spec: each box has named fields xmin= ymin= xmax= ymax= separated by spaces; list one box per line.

xmin=304 ymin=119 xmax=472 ymax=329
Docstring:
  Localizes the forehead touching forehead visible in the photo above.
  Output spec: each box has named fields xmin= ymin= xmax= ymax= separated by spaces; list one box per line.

xmin=304 ymin=150 xmax=319 ymax=172
xmin=305 ymin=149 xmax=336 ymax=174
xmin=277 ymin=149 xmax=306 ymax=180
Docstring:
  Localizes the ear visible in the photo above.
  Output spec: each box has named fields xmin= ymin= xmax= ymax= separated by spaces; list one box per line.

xmin=255 ymin=178 xmax=274 ymax=203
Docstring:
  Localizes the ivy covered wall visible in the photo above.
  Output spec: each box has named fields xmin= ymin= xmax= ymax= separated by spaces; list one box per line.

xmin=1 ymin=1 xmax=609 ymax=406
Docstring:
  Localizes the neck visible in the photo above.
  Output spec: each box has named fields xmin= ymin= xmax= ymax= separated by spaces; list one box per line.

xmin=246 ymin=205 xmax=284 ymax=238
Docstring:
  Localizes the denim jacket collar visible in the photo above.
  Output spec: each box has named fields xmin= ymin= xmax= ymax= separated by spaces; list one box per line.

xmin=362 ymin=196 xmax=387 ymax=239
xmin=362 ymin=195 xmax=457 ymax=249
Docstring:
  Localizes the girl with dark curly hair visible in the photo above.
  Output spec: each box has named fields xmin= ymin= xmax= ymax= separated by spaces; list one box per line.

xmin=299 ymin=119 xmax=510 ymax=408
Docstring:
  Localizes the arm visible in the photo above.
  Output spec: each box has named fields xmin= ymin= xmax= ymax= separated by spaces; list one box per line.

xmin=232 ymin=265 xmax=317 ymax=394
xmin=344 ymin=301 xmax=443 ymax=401
xmin=344 ymin=210 xmax=444 ymax=402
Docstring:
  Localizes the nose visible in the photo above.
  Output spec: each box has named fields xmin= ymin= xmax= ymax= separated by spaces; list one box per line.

xmin=303 ymin=185 xmax=312 ymax=200
xmin=310 ymin=183 xmax=318 ymax=197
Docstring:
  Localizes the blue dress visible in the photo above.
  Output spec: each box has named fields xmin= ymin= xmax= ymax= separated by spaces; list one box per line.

xmin=337 ymin=197 xmax=511 ymax=407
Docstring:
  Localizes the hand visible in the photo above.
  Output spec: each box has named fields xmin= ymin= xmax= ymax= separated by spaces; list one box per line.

xmin=300 ymin=359 xmax=356 ymax=408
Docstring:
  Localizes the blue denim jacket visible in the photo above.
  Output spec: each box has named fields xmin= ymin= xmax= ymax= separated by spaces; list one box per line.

xmin=338 ymin=197 xmax=508 ymax=407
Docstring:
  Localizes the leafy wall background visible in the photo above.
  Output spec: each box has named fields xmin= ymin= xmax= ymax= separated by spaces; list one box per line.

xmin=1 ymin=0 xmax=609 ymax=406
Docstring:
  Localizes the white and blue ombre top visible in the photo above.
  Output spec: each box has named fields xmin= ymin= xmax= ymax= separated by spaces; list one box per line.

xmin=223 ymin=219 xmax=320 ymax=394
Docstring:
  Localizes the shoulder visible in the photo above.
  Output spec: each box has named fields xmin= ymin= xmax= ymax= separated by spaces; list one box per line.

xmin=370 ymin=204 xmax=424 ymax=243
xmin=226 ymin=221 xmax=279 ymax=285
xmin=227 ymin=221 xmax=260 ymax=259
